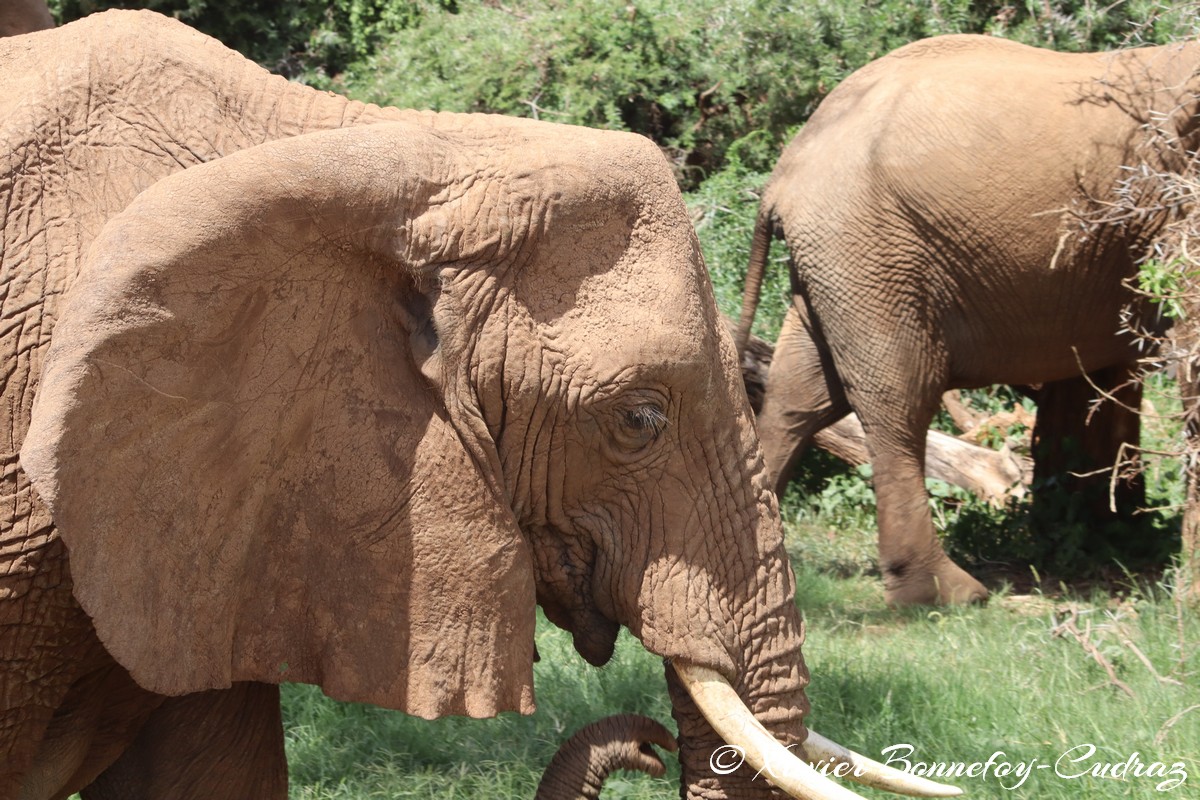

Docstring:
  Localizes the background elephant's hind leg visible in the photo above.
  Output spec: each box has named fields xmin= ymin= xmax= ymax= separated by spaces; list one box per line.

xmin=757 ymin=299 xmax=851 ymax=496
xmin=1030 ymin=367 xmax=1155 ymax=562
xmin=831 ymin=328 xmax=988 ymax=605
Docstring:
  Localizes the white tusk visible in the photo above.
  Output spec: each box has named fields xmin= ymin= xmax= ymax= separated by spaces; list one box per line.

xmin=805 ymin=730 xmax=963 ymax=797
xmin=674 ymin=661 xmax=869 ymax=799
xmin=673 ymin=662 xmax=963 ymax=799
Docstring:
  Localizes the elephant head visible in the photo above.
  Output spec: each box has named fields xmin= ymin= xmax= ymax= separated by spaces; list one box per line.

xmin=18 ymin=120 xmax=956 ymax=798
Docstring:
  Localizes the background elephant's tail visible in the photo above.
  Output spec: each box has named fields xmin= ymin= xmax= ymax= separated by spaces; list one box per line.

xmin=735 ymin=203 xmax=777 ymax=355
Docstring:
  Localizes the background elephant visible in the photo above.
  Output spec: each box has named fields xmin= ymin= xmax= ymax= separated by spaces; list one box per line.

xmin=736 ymin=34 xmax=1200 ymax=606
xmin=0 ymin=0 xmax=52 ymax=37
xmin=0 ymin=11 xmax=954 ymax=800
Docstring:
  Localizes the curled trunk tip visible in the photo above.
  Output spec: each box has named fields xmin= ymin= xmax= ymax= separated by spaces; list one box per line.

xmin=536 ymin=713 xmax=677 ymax=800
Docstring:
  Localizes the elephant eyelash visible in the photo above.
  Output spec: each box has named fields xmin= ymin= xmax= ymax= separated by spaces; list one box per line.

xmin=624 ymin=405 xmax=668 ymax=437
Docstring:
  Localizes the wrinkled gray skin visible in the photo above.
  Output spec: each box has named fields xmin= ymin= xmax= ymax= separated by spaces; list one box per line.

xmin=737 ymin=35 xmax=1200 ymax=606
xmin=0 ymin=0 xmax=52 ymax=37
xmin=2 ymin=12 xmax=810 ymax=800
xmin=536 ymin=714 xmax=678 ymax=799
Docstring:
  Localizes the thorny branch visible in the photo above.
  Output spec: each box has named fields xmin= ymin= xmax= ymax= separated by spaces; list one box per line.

xmin=1071 ymin=31 xmax=1200 ymax=535
xmin=1049 ymin=597 xmax=1192 ymax=701
xmin=1050 ymin=606 xmax=1137 ymax=698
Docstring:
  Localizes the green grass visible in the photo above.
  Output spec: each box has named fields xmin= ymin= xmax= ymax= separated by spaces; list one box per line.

xmin=792 ymin=571 xmax=1200 ymax=800
xmin=281 ymin=568 xmax=1199 ymax=799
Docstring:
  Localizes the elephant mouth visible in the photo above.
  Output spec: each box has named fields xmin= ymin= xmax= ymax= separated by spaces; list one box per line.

xmin=673 ymin=661 xmax=963 ymax=799
xmin=571 ymin=620 xmax=618 ymax=667
xmin=537 ymin=591 xmax=619 ymax=667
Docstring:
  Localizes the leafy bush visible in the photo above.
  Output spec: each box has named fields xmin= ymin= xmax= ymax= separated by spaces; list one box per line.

xmin=328 ymin=0 xmax=975 ymax=183
xmin=50 ymin=0 xmax=432 ymax=76
xmin=685 ymin=142 xmax=789 ymax=338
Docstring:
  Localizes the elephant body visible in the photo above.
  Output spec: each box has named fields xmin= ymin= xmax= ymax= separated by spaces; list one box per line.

xmin=1 ymin=12 xmax=841 ymax=800
xmin=738 ymin=35 xmax=1200 ymax=605
xmin=0 ymin=0 xmax=52 ymax=37
xmin=1 ymin=15 xmax=408 ymax=795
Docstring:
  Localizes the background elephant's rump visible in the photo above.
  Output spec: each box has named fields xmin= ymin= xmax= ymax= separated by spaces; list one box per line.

xmin=738 ymin=34 xmax=1200 ymax=605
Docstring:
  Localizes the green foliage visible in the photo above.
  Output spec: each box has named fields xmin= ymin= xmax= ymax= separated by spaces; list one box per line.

xmin=685 ymin=148 xmax=791 ymax=339
xmin=50 ymin=0 xmax=429 ymax=75
xmin=1139 ymin=256 xmax=1194 ymax=321
xmin=51 ymin=1 xmax=1186 ymax=179
xmin=981 ymin=0 xmax=1173 ymax=50
xmin=328 ymin=0 xmax=981 ymax=182
xmin=322 ymin=0 xmax=1179 ymax=179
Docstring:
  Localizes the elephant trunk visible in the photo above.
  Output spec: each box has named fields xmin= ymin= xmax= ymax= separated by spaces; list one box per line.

xmin=735 ymin=204 xmax=776 ymax=354
xmin=665 ymin=572 xmax=812 ymax=800
xmin=660 ymin=532 xmax=960 ymax=799
xmin=535 ymin=714 xmax=677 ymax=800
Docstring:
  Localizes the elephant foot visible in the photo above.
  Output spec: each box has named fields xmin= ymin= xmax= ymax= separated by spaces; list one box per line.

xmin=883 ymin=558 xmax=988 ymax=606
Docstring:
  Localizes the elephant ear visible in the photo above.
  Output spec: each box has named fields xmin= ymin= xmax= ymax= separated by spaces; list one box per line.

xmin=21 ymin=124 xmax=536 ymax=718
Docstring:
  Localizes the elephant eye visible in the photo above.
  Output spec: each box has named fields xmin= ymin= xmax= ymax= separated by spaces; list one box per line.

xmin=617 ymin=403 xmax=668 ymax=450
xmin=624 ymin=405 xmax=667 ymax=435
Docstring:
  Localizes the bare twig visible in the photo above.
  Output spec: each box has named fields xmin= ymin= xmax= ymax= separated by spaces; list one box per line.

xmin=1115 ymin=630 xmax=1184 ymax=685
xmin=1051 ymin=607 xmax=1137 ymax=698
xmin=1155 ymin=704 xmax=1200 ymax=746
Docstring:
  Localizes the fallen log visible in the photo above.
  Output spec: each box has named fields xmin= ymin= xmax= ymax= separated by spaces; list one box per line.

xmin=814 ymin=415 xmax=1030 ymax=505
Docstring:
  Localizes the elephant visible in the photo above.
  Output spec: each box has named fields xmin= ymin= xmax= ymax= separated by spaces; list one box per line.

xmin=536 ymin=714 xmax=677 ymax=799
xmin=0 ymin=11 xmax=963 ymax=800
xmin=0 ymin=0 xmax=52 ymax=37
xmin=736 ymin=34 xmax=1200 ymax=606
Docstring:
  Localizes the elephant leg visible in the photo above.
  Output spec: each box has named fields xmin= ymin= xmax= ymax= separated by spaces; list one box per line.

xmin=1031 ymin=366 xmax=1145 ymax=513
xmin=23 ymin=653 xmax=163 ymax=800
xmin=80 ymin=683 xmax=287 ymax=800
xmin=0 ymin=522 xmax=97 ymax=799
xmin=869 ymin=444 xmax=988 ymax=605
xmin=757 ymin=298 xmax=851 ymax=495
xmin=834 ymin=336 xmax=988 ymax=605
